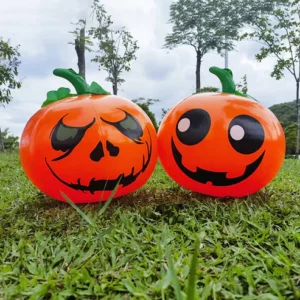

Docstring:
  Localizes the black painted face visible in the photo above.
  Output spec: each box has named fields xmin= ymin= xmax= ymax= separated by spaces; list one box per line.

xmin=45 ymin=109 xmax=152 ymax=194
xmin=172 ymin=109 xmax=265 ymax=186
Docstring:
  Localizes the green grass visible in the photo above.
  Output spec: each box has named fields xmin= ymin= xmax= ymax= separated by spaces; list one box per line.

xmin=1 ymin=153 xmax=300 ymax=299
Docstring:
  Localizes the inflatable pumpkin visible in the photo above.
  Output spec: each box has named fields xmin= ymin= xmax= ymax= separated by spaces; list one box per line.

xmin=20 ymin=68 xmax=158 ymax=203
xmin=158 ymin=66 xmax=285 ymax=198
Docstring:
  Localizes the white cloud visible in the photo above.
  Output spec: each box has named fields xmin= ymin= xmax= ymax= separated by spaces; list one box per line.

xmin=0 ymin=0 xmax=296 ymax=139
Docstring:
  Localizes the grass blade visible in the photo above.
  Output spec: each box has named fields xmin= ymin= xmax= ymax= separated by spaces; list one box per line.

xmin=98 ymin=175 xmax=123 ymax=216
xmin=61 ymin=192 xmax=95 ymax=227
xmin=186 ymin=236 xmax=200 ymax=300
xmin=165 ymin=243 xmax=183 ymax=300
xmin=99 ymin=176 xmax=109 ymax=202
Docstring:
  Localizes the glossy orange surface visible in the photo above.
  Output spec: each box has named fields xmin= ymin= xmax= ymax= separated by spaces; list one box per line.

xmin=158 ymin=93 xmax=286 ymax=198
xmin=20 ymin=94 xmax=158 ymax=203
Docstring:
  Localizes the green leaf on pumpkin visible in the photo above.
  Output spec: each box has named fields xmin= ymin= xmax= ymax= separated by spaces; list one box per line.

xmin=234 ymin=90 xmax=259 ymax=102
xmin=41 ymin=87 xmax=76 ymax=108
xmin=88 ymin=82 xmax=110 ymax=95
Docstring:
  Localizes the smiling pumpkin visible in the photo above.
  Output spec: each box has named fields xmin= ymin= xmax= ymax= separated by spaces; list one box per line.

xmin=20 ymin=68 xmax=158 ymax=203
xmin=157 ymin=66 xmax=286 ymax=198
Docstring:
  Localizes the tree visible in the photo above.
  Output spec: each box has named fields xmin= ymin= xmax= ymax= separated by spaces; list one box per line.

xmin=164 ymin=0 xmax=234 ymax=93
xmin=158 ymin=108 xmax=171 ymax=127
xmin=164 ymin=0 xmax=282 ymax=93
xmin=285 ymin=122 xmax=297 ymax=154
xmin=69 ymin=19 xmax=93 ymax=79
xmin=0 ymin=128 xmax=19 ymax=152
xmin=89 ymin=0 xmax=139 ymax=95
xmin=240 ymin=0 xmax=300 ymax=158
xmin=193 ymin=76 xmax=247 ymax=95
xmin=0 ymin=38 xmax=22 ymax=105
xmin=132 ymin=98 xmax=159 ymax=131
xmin=161 ymin=108 xmax=169 ymax=119
xmin=269 ymin=100 xmax=297 ymax=129
xmin=199 ymin=86 xmax=220 ymax=93
xmin=236 ymin=74 xmax=248 ymax=94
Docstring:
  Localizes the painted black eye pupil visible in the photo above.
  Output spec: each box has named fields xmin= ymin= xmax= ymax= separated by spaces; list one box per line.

xmin=101 ymin=109 xmax=143 ymax=143
xmin=228 ymin=115 xmax=264 ymax=154
xmin=176 ymin=109 xmax=211 ymax=145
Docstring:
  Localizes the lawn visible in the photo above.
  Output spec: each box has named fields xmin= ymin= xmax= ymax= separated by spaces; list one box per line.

xmin=1 ymin=153 xmax=300 ymax=299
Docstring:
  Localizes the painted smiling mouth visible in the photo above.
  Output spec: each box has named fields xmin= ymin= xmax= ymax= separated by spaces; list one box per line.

xmin=171 ymin=138 xmax=265 ymax=186
xmin=45 ymin=140 xmax=152 ymax=194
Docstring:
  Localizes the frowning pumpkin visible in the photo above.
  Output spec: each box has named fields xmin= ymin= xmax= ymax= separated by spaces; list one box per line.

xmin=157 ymin=66 xmax=285 ymax=198
xmin=20 ymin=68 xmax=158 ymax=203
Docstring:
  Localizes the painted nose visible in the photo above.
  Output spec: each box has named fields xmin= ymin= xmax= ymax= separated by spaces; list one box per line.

xmin=90 ymin=141 xmax=120 ymax=162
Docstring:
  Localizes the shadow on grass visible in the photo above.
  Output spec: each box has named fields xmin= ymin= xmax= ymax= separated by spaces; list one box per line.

xmin=8 ymin=184 xmax=276 ymax=225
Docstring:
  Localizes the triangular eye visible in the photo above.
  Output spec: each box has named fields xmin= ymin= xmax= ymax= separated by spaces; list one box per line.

xmin=101 ymin=109 xmax=143 ymax=143
xmin=51 ymin=115 xmax=96 ymax=161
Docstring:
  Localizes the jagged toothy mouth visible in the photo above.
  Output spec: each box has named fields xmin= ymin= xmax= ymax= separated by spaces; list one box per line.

xmin=45 ymin=139 xmax=152 ymax=194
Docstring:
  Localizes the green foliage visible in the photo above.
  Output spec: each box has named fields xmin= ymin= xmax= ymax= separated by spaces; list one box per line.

xmin=285 ymin=154 xmax=297 ymax=159
xmin=0 ymin=128 xmax=19 ymax=152
xmin=0 ymin=38 xmax=22 ymax=105
xmin=164 ymin=0 xmax=239 ymax=92
xmin=164 ymin=0 xmax=279 ymax=92
xmin=61 ymin=175 xmax=122 ymax=227
xmin=159 ymin=108 xmax=170 ymax=127
xmin=161 ymin=108 xmax=169 ymax=119
xmin=285 ymin=122 xmax=297 ymax=154
xmin=68 ymin=19 xmax=93 ymax=53
xmin=68 ymin=19 xmax=94 ymax=79
xmin=1 ymin=154 xmax=300 ymax=298
xmin=240 ymin=1 xmax=300 ymax=81
xmin=192 ymin=86 xmax=220 ymax=96
xmin=132 ymin=97 xmax=159 ymax=131
xmin=269 ymin=100 xmax=298 ymax=154
xmin=89 ymin=0 xmax=139 ymax=95
xmin=164 ymin=0 xmax=240 ymax=53
xmin=236 ymin=74 xmax=248 ymax=94
xmin=240 ymin=0 xmax=300 ymax=154
xmin=199 ymin=86 xmax=220 ymax=93
xmin=269 ymin=100 xmax=297 ymax=129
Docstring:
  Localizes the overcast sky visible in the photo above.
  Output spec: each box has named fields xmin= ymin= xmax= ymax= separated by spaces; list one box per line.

xmin=0 ymin=0 xmax=296 ymax=138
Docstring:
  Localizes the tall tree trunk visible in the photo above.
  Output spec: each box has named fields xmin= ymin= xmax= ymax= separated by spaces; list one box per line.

xmin=112 ymin=83 xmax=117 ymax=95
xmin=296 ymin=79 xmax=300 ymax=159
xmin=112 ymin=65 xmax=118 ymax=95
xmin=196 ymin=50 xmax=201 ymax=93
xmin=75 ymin=27 xmax=86 ymax=79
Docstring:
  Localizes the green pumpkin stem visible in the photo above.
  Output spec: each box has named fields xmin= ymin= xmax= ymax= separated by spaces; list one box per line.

xmin=53 ymin=68 xmax=91 ymax=95
xmin=208 ymin=66 xmax=259 ymax=102
xmin=209 ymin=66 xmax=236 ymax=94
xmin=41 ymin=68 xmax=110 ymax=108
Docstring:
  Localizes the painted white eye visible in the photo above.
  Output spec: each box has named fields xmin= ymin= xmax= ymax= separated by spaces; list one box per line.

xmin=177 ymin=118 xmax=190 ymax=132
xmin=230 ymin=125 xmax=245 ymax=141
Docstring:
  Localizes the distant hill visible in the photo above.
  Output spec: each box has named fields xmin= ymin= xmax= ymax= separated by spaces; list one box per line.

xmin=268 ymin=100 xmax=297 ymax=129
xmin=268 ymin=100 xmax=297 ymax=155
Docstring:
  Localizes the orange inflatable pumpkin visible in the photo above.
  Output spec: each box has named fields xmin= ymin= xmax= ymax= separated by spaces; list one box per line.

xmin=20 ymin=68 xmax=158 ymax=203
xmin=158 ymin=66 xmax=285 ymax=198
